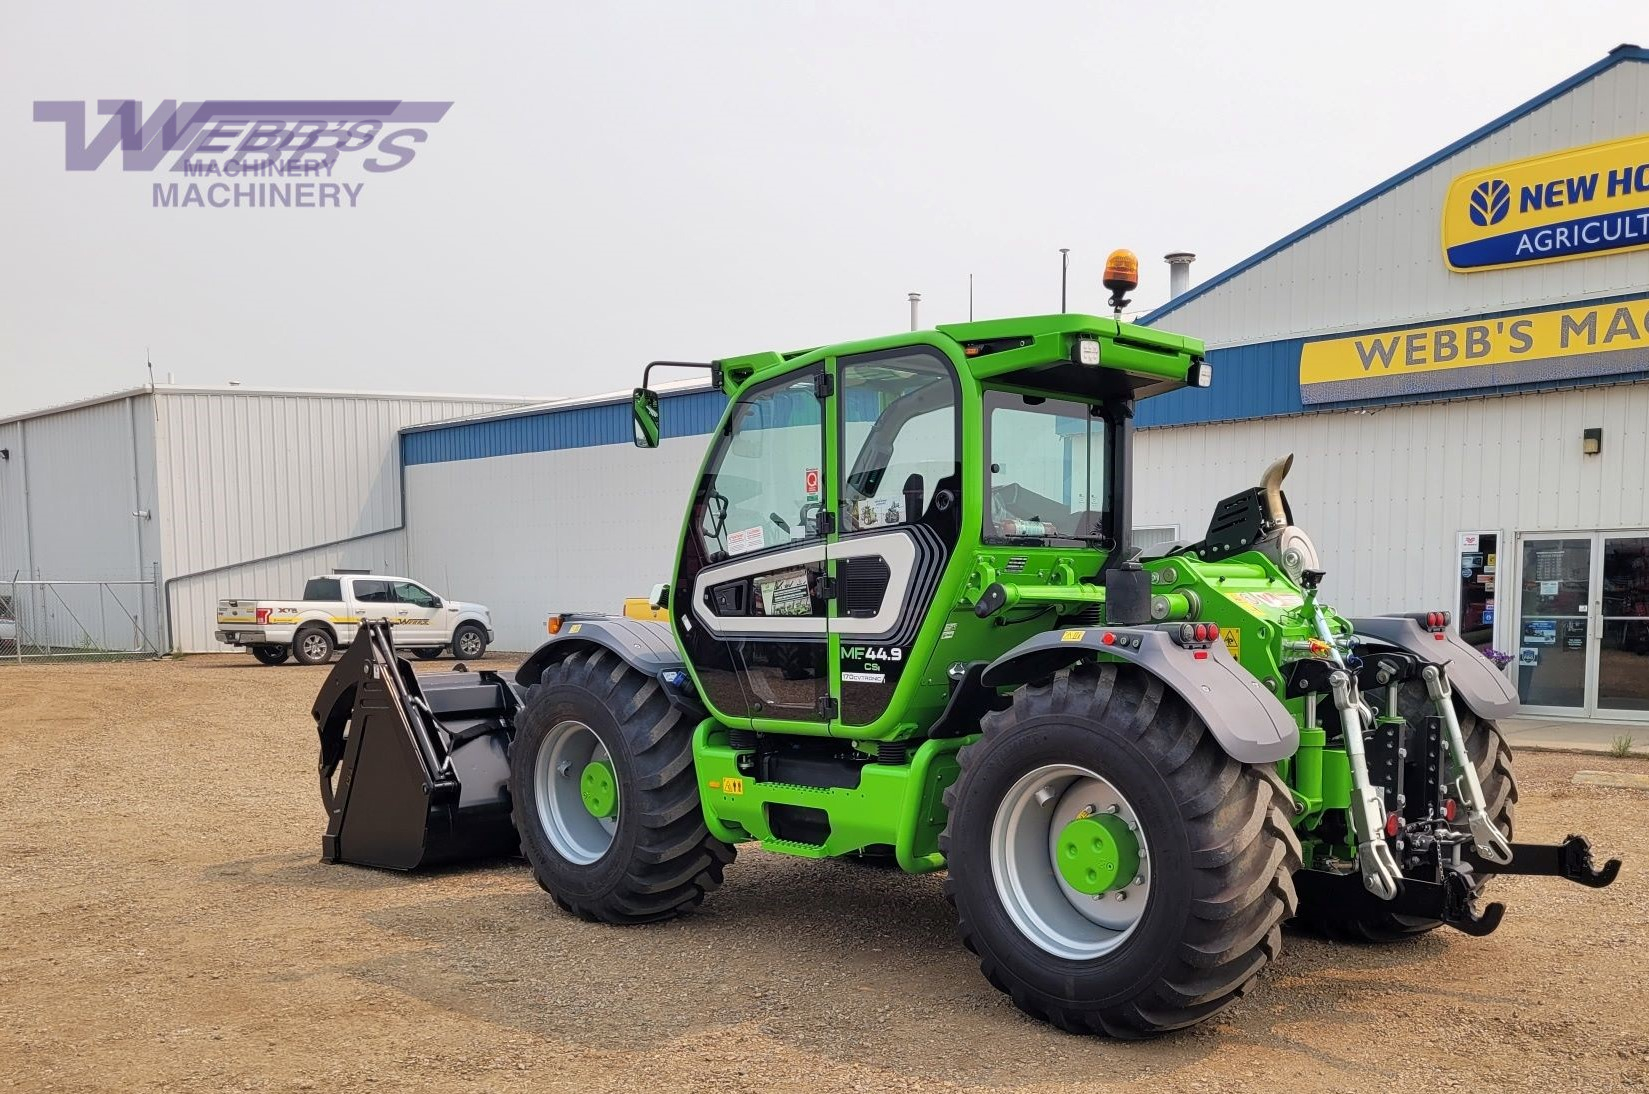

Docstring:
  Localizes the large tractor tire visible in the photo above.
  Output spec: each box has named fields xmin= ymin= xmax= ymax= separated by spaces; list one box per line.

xmin=1291 ymin=684 xmax=1518 ymax=942
xmin=508 ymin=646 xmax=735 ymax=923
xmin=942 ymin=663 xmax=1301 ymax=1038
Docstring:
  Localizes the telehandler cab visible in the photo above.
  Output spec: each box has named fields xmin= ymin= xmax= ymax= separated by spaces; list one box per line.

xmin=315 ymin=274 xmax=1619 ymax=1037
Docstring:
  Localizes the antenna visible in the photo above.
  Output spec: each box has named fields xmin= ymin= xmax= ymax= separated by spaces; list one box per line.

xmin=1059 ymin=248 xmax=1070 ymax=312
xmin=146 ymin=349 xmax=159 ymax=420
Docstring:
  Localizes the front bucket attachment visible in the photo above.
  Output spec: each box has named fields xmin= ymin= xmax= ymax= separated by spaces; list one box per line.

xmin=312 ymin=621 xmax=521 ymax=870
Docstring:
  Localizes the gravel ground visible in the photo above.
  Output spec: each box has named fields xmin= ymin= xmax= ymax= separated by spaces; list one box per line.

xmin=2 ymin=654 xmax=1647 ymax=1093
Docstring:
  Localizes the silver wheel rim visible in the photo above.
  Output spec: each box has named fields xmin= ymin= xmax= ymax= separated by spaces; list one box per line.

xmin=457 ymin=630 xmax=482 ymax=656
xmin=532 ymin=720 xmax=618 ymax=864
xmin=301 ymin=633 xmax=328 ymax=661
xmin=990 ymin=763 xmax=1152 ymax=960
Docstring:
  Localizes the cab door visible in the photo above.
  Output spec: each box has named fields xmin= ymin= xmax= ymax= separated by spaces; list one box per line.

xmin=389 ymin=580 xmax=446 ymax=644
xmin=831 ymin=347 xmax=963 ymax=729
xmin=673 ymin=366 xmax=833 ymax=728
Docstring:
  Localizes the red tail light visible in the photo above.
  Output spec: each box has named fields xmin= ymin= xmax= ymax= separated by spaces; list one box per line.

xmin=1385 ymin=812 xmax=1401 ymax=837
xmin=255 ymin=607 xmax=271 ymax=625
xmin=1208 ymin=623 xmax=1221 ymax=641
xmin=1445 ymin=799 xmax=1458 ymax=822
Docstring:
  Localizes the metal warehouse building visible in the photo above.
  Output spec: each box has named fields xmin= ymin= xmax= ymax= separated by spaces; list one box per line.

xmin=403 ymin=45 xmax=1649 ymax=728
xmin=0 ymin=386 xmax=527 ymax=653
xmin=1130 ymin=44 xmax=1649 ymax=724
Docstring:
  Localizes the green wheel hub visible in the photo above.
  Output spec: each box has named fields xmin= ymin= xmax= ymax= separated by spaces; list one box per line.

xmin=579 ymin=760 xmax=618 ymax=819
xmin=1055 ymin=813 xmax=1140 ymax=895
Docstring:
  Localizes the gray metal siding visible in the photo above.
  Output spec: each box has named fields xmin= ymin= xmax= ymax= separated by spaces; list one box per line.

xmin=405 ymin=434 xmax=714 ymax=651
xmin=152 ymin=392 xmax=520 ymax=652
xmin=1134 ymin=381 xmax=1649 ymax=652
xmin=1160 ymin=61 xmax=1649 ymax=349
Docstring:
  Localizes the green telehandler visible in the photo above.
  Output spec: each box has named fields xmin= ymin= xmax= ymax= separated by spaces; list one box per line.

xmin=314 ymin=283 xmax=1619 ymax=1037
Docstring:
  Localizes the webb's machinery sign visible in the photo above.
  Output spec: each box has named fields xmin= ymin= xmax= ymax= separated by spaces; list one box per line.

xmin=1299 ymin=294 xmax=1649 ymax=403
xmin=1443 ymin=132 xmax=1649 ymax=271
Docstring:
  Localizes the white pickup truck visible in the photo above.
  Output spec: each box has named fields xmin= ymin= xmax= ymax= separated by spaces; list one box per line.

xmin=216 ymin=574 xmax=494 ymax=666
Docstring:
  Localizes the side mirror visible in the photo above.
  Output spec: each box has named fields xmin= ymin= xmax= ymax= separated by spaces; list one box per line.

xmin=649 ymin=582 xmax=670 ymax=611
xmin=632 ymin=387 xmax=661 ymax=449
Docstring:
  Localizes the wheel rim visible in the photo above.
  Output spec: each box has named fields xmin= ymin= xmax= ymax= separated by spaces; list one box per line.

xmin=533 ymin=720 xmax=618 ymax=864
xmin=301 ymin=634 xmax=328 ymax=660
xmin=457 ymin=630 xmax=482 ymax=656
xmin=990 ymin=764 xmax=1152 ymax=960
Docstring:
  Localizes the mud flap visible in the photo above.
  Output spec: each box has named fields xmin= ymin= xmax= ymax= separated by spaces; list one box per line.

xmin=313 ymin=621 xmax=522 ymax=870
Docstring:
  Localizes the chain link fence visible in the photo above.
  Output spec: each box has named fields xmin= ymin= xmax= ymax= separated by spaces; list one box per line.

xmin=1 ymin=567 xmax=165 ymax=664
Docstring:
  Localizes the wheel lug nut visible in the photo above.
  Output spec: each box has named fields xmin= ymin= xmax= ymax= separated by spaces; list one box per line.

xmin=1115 ymin=891 xmax=1128 ymax=901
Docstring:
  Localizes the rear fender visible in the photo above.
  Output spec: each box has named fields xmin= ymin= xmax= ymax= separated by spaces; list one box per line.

xmin=980 ymin=626 xmax=1299 ymax=763
xmin=1351 ymin=613 xmax=1519 ymax=721
xmin=516 ymin=616 xmax=701 ymax=713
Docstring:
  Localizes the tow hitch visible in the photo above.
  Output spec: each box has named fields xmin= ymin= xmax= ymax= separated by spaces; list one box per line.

xmin=1295 ymin=833 xmax=1620 ymax=937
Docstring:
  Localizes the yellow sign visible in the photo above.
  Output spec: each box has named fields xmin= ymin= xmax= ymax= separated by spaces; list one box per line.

xmin=1300 ymin=294 xmax=1649 ymax=403
xmin=1061 ymin=629 xmax=1085 ymax=642
xmin=1444 ymin=132 xmax=1649 ymax=272
xmin=1221 ymin=628 xmax=1240 ymax=659
xmin=721 ymin=776 xmax=745 ymax=796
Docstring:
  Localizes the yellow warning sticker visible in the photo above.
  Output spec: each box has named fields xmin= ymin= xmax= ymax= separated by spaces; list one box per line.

xmin=721 ymin=776 xmax=745 ymax=796
xmin=1061 ymin=630 xmax=1086 ymax=642
xmin=1222 ymin=627 xmax=1241 ymax=659
xmin=568 ymin=623 xmax=583 ymax=634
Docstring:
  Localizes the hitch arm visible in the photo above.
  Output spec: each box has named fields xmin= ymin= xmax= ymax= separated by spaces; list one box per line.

xmin=1465 ymin=834 xmax=1622 ymax=889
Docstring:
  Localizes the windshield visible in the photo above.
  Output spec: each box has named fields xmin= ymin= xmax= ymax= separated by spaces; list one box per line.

xmin=984 ymin=389 xmax=1110 ymax=546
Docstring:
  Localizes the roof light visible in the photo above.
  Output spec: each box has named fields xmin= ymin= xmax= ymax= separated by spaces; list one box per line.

xmin=1102 ymin=249 xmax=1139 ymax=294
xmin=1188 ymin=360 xmax=1213 ymax=388
xmin=1076 ymin=338 xmax=1101 ymax=366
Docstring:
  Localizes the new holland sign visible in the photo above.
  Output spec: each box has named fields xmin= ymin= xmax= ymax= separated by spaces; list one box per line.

xmin=1443 ymin=132 xmax=1649 ymax=272
xmin=1299 ymin=294 xmax=1649 ymax=404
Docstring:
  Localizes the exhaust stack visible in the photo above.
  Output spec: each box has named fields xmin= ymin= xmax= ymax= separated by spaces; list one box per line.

xmin=1165 ymin=251 xmax=1196 ymax=299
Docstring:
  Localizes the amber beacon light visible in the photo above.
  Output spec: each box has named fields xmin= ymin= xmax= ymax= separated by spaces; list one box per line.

xmin=1102 ymin=248 xmax=1139 ymax=316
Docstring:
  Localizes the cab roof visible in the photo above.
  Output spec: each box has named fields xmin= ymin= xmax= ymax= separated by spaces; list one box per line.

xmin=718 ymin=314 xmax=1206 ymax=402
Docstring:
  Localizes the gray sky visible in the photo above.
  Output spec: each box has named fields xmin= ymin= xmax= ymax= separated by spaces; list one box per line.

xmin=3 ymin=1 xmax=1646 ymax=416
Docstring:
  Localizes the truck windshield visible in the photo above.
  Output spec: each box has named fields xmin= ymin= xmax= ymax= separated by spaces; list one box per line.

xmin=983 ymin=389 xmax=1110 ymax=546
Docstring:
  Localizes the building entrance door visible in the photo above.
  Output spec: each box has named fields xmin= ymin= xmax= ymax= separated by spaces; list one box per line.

xmin=1515 ymin=532 xmax=1649 ymax=721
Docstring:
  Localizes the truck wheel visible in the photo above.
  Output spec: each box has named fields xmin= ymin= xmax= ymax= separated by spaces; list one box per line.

xmin=508 ymin=646 xmax=735 ymax=923
xmin=292 ymin=626 xmax=335 ymax=666
xmin=1292 ymin=685 xmax=1517 ymax=942
xmin=942 ymin=663 xmax=1300 ymax=1038
xmin=251 ymin=644 xmax=290 ymax=666
xmin=411 ymin=647 xmax=443 ymax=661
xmin=453 ymin=623 xmax=488 ymax=660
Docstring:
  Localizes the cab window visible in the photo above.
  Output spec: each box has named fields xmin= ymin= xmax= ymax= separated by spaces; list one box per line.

xmin=840 ymin=349 xmax=960 ymax=539
xmin=302 ymin=577 xmax=342 ymax=601
xmin=693 ymin=372 xmax=824 ymax=562
xmin=352 ymin=580 xmax=391 ymax=604
xmin=983 ymin=389 xmax=1110 ymax=546
xmin=392 ymin=582 xmax=438 ymax=608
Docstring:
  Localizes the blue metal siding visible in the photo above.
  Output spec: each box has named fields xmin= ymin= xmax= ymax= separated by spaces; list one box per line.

xmin=1138 ymin=341 xmax=1304 ymax=426
xmin=402 ymin=389 xmax=728 ymax=465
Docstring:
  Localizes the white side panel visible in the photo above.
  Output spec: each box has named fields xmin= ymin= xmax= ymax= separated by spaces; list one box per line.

xmin=153 ymin=393 xmax=516 ymax=576
xmin=1134 ymin=382 xmax=1649 ymax=652
xmin=152 ymin=392 xmax=517 ymax=652
xmin=1162 ymin=61 xmax=1649 ymax=347
xmin=168 ymin=529 xmax=408 ymax=653
xmin=406 ymin=435 xmax=713 ymax=651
